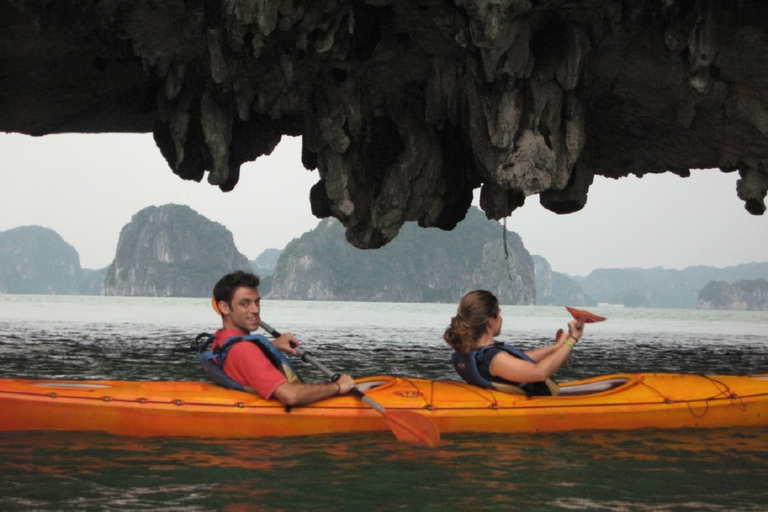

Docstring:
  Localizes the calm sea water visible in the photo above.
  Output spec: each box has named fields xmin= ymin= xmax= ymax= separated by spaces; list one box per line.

xmin=1 ymin=295 xmax=767 ymax=511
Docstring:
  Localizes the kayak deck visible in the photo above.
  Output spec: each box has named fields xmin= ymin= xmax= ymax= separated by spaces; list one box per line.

xmin=1 ymin=373 xmax=767 ymax=438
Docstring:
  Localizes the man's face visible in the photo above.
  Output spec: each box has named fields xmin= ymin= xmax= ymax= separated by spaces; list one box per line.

xmin=219 ymin=286 xmax=260 ymax=334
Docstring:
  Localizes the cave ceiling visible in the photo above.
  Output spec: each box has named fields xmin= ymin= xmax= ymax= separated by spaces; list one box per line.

xmin=2 ymin=0 xmax=768 ymax=248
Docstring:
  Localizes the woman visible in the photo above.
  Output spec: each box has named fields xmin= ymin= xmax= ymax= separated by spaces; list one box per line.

xmin=444 ymin=290 xmax=584 ymax=396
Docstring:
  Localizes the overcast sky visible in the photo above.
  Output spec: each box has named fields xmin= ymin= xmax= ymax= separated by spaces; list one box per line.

xmin=2 ymin=132 xmax=767 ymax=276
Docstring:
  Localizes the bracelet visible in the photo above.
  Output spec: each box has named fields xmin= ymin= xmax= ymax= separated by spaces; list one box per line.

xmin=335 ymin=382 xmax=341 ymax=394
xmin=568 ymin=335 xmax=580 ymax=343
xmin=564 ymin=339 xmax=574 ymax=349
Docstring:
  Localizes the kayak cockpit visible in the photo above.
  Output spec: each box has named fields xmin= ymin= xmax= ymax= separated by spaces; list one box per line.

xmin=356 ymin=379 xmax=389 ymax=392
xmin=557 ymin=377 xmax=631 ymax=396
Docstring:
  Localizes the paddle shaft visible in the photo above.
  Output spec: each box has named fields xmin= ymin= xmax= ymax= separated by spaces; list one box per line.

xmin=258 ymin=320 xmax=384 ymax=413
xmin=258 ymin=319 xmax=440 ymax=446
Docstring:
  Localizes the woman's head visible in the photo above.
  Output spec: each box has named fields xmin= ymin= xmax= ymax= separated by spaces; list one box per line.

xmin=443 ymin=290 xmax=500 ymax=353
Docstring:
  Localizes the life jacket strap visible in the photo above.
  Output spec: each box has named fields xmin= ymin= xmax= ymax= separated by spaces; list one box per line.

xmin=452 ymin=343 xmax=561 ymax=396
xmin=194 ymin=333 xmax=301 ymax=392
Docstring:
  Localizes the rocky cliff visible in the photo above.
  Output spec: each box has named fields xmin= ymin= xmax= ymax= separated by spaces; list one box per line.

xmin=4 ymin=2 xmax=768 ymax=250
xmin=251 ymin=248 xmax=282 ymax=278
xmin=0 ymin=226 xmax=83 ymax=294
xmin=103 ymin=204 xmax=250 ymax=297
xmin=267 ymin=207 xmax=535 ymax=304
xmin=532 ymin=255 xmax=590 ymax=306
xmin=698 ymin=279 xmax=768 ymax=311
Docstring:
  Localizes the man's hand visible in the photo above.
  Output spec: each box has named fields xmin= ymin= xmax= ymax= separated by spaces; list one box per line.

xmin=273 ymin=332 xmax=300 ymax=355
xmin=335 ymin=374 xmax=356 ymax=394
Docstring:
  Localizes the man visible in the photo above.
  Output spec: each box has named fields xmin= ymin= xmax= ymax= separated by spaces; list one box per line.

xmin=211 ymin=270 xmax=356 ymax=406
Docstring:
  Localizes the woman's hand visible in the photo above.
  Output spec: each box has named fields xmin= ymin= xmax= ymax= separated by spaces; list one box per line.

xmin=567 ymin=319 xmax=585 ymax=342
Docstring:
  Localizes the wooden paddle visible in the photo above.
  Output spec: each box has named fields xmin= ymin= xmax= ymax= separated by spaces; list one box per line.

xmin=259 ymin=320 xmax=440 ymax=447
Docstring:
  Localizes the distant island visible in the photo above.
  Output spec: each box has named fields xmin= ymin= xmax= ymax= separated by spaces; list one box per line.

xmin=2 ymin=204 xmax=768 ymax=309
xmin=103 ymin=204 xmax=252 ymax=297
xmin=698 ymin=279 xmax=768 ymax=310
xmin=569 ymin=263 xmax=768 ymax=309
xmin=0 ymin=225 xmax=102 ymax=295
xmin=265 ymin=207 xmax=536 ymax=304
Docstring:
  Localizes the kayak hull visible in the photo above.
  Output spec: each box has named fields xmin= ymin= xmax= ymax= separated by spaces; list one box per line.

xmin=1 ymin=373 xmax=767 ymax=438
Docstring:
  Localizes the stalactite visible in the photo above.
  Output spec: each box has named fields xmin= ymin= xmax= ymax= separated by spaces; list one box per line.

xmin=4 ymin=0 xmax=768 ymax=249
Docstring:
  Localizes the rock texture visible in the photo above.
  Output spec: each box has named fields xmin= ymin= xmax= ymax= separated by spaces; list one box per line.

xmin=267 ymin=207 xmax=535 ymax=304
xmin=0 ymin=226 xmax=83 ymax=294
xmin=698 ymin=279 xmax=768 ymax=311
xmin=532 ymin=255 xmax=589 ymax=306
xmin=103 ymin=204 xmax=250 ymax=297
xmin=4 ymin=1 xmax=768 ymax=248
xmin=251 ymin=248 xmax=282 ymax=278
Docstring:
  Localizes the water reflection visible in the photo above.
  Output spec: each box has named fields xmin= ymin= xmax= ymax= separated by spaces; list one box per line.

xmin=1 ymin=428 xmax=767 ymax=511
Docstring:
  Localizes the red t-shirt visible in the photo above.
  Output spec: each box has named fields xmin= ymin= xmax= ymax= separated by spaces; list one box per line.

xmin=211 ymin=329 xmax=287 ymax=399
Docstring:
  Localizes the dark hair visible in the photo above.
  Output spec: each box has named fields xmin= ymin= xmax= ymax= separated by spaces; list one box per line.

xmin=213 ymin=270 xmax=260 ymax=305
xmin=443 ymin=290 xmax=499 ymax=354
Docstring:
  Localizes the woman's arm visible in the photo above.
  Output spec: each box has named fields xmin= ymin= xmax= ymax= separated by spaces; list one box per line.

xmin=491 ymin=344 xmax=572 ymax=383
xmin=494 ymin=320 xmax=584 ymax=382
xmin=524 ymin=329 xmax=569 ymax=361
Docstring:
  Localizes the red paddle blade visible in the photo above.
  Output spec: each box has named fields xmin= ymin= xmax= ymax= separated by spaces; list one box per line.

xmin=383 ymin=410 xmax=440 ymax=447
xmin=565 ymin=306 xmax=606 ymax=323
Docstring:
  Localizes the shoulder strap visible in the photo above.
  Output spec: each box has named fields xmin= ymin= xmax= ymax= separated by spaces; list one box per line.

xmin=492 ymin=343 xmax=561 ymax=396
xmin=218 ymin=334 xmax=302 ymax=384
xmin=193 ymin=333 xmax=302 ymax=391
xmin=452 ymin=349 xmax=527 ymax=395
xmin=452 ymin=343 xmax=560 ymax=396
xmin=494 ymin=343 xmax=535 ymax=363
xmin=194 ymin=334 xmax=251 ymax=392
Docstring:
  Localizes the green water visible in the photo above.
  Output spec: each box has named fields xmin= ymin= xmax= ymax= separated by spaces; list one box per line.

xmin=1 ymin=429 xmax=766 ymax=511
xmin=1 ymin=296 xmax=767 ymax=511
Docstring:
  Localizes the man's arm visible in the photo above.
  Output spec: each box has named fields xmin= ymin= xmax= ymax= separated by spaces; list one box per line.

xmin=272 ymin=374 xmax=356 ymax=407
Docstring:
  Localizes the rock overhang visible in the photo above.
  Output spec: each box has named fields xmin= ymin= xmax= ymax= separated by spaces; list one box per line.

xmin=2 ymin=0 xmax=767 ymax=249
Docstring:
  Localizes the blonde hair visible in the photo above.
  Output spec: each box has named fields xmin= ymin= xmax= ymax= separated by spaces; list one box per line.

xmin=443 ymin=290 xmax=499 ymax=354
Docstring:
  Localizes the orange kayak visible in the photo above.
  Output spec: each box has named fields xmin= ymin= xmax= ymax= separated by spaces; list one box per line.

xmin=1 ymin=373 xmax=767 ymax=438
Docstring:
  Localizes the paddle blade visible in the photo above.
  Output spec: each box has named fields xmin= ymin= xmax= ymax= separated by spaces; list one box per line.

xmin=565 ymin=306 xmax=606 ymax=323
xmin=383 ymin=410 xmax=441 ymax=447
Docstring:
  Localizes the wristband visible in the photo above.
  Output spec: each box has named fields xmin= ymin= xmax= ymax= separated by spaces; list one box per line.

xmin=335 ymin=382 xmax=341 ymax=394
xmin=564 ymin=339 xmax=574 ymax=349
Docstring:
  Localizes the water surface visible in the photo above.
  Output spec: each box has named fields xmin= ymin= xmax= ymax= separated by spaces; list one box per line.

xmin=1 ymin=296 xmax=767 ymax=511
